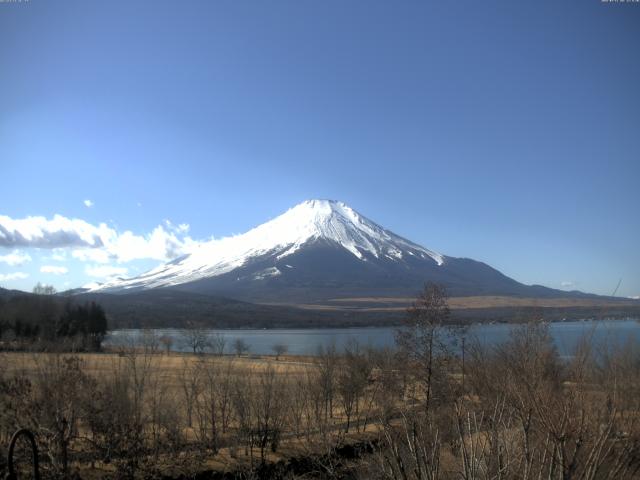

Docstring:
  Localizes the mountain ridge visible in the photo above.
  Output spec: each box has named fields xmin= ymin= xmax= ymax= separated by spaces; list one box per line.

xmin=85 ymin=200 xmax=606 ymax=302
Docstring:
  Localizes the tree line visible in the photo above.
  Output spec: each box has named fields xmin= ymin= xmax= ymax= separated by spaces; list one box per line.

xmin=0 ymin=283 xmax=108 ymax=351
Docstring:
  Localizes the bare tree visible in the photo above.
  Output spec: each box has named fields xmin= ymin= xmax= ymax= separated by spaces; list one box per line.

xmin=140 ymin=329 xmax=160 ymax=354
xmin=192 ymin=357 xmax=236 ymax=453
xmin=193 ymin=357 xmax=221 ymax=452
xmin=182 ymin=323 xmax=210 ymax=354
xmin=179 ymin=358 xmax=201 ymax=429
xmin=272 ymin=343 xmax=288 ymax=360
xmin=376 ymin=409 xmax=442 ymax=480
xmin=32 ymin=282 xmax=57 ymax=295
xmin=316 ymin=343 xmax=338 ymax=424
xmin=251 ymin=365 xmax=288 ymax=463
xmin=305 ymin=368 xmax=329 ymax=438
xmin=209 ymin=332 xmax=226 ymax=356
xmin=457 ymin=322 xmax=640 ymax=480
xmin=287 ymin=373 xmax=310 ymax=439
xmin=216 ymin=358 xmax=236 ymax=434
xmin=159 ymin=335 xmax=173 ymax=354
xmin=395 ymin=282 xmax=458 ymax=413
xmin=336 ymin=340 xmax=370 ymax=433
xmin=31 ymin=354 xmax=91 ymax=477
xmin=86 ymin=347 xmax=152 ymax=478
xmin=233 ymin=338 xmax=250 ymax=356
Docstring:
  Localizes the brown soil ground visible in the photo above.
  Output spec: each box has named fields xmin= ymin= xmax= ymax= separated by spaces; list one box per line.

xmin=265 ymin=295 xmax=639 ymax=312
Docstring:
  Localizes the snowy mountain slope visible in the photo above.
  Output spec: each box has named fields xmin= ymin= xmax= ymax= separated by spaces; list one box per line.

xmin=90 ymin=200 xmax=445 ymax=293
xmin=88 ymin=199 xmax=586 ymax=302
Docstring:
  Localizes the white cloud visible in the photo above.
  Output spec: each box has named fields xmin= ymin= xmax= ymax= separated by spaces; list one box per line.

xmin=0 ymin=214 xmax=193 ymax=263
xmin=0 ymin=272 xmax=29 ymax=281
xmin=0 ymin=214 xmax=107 ymax=249
xmin=560 ymin=281 xmax=575 ymax=288
xmin=84 ymin=199 xmax=94 ymax=208
xmin=0 ymin=249 xmax=32 ymax=266
xmin=50 ymin=249 xmax=67 ymax=261
xmin=85 ymin=265 xmax=128 ymax=278
xmin=630 ymin=295 xmax=640 ymax=300
xmin=72 ymin=248 xmax=112 ymax=264
xmin=40 ymin=265 xmax=69 ymax=275
xmin=108 ymin=226 xmax=188 ymax=263
xmin=165 ymin=219 xmax=190 ymax=234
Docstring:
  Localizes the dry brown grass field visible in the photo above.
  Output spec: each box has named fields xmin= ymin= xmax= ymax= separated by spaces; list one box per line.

xmin=0 ymin=351 xmax=316 ymax=378
xmin=0 ymin=348 xmax=387 ymax=479
xmin=267 ymin=295 xmax=640 ymax=313
xmin=2 ymin=316 xmax=640 ymax=479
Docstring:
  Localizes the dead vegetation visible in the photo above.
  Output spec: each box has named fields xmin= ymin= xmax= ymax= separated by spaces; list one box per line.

xmin=1 ymin=285 xmax=639 ymax=479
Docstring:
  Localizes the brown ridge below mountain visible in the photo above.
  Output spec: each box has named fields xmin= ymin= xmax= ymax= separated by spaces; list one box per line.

xmin=275 ymin=295 xmax=640 ymax=311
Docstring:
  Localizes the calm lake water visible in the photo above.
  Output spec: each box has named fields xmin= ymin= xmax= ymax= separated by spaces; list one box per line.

xmin=104 ymin=318 xmax=640 ymax=356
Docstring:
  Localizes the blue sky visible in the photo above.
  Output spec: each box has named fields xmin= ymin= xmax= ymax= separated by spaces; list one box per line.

xmin=0 ymin=0 xmax=639 ymax=297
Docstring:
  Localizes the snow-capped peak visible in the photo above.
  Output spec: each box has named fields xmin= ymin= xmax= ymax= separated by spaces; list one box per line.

xmin=88 ymin=200 xmax=443 ymax=292
xmin=272 ymin=199 xmax=443 ymax=263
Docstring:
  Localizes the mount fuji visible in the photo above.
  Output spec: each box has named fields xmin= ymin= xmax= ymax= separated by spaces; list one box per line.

xmin=87 ymin=200 xmax=584 ymax=303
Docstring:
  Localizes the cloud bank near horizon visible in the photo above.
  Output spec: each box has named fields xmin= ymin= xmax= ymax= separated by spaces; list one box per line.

xmin=0 ymin=214 xmax=194 ymax=265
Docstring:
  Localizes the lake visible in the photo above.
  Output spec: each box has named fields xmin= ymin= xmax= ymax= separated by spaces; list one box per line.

xmin=104 ymin=318 xmax=640 ymax=356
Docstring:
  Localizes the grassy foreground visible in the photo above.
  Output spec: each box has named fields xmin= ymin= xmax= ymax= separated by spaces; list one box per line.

xmin=2 ymin=320 xmax=640 ymax=479
xmin=0 ymin=348 xmax=384 ymax=479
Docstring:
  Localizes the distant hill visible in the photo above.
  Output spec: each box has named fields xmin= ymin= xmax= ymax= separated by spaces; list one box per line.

xmin=76 ymin=289 xmax=640 ymax=329
xmin=2 ymin=286 xmax=638 ymax=330
xmin=74 ymin=288 xmax=402 ymax=329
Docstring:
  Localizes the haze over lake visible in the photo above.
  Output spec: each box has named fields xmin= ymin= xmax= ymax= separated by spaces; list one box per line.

xmin=105 ymin=318 xmax=640 ymax=356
